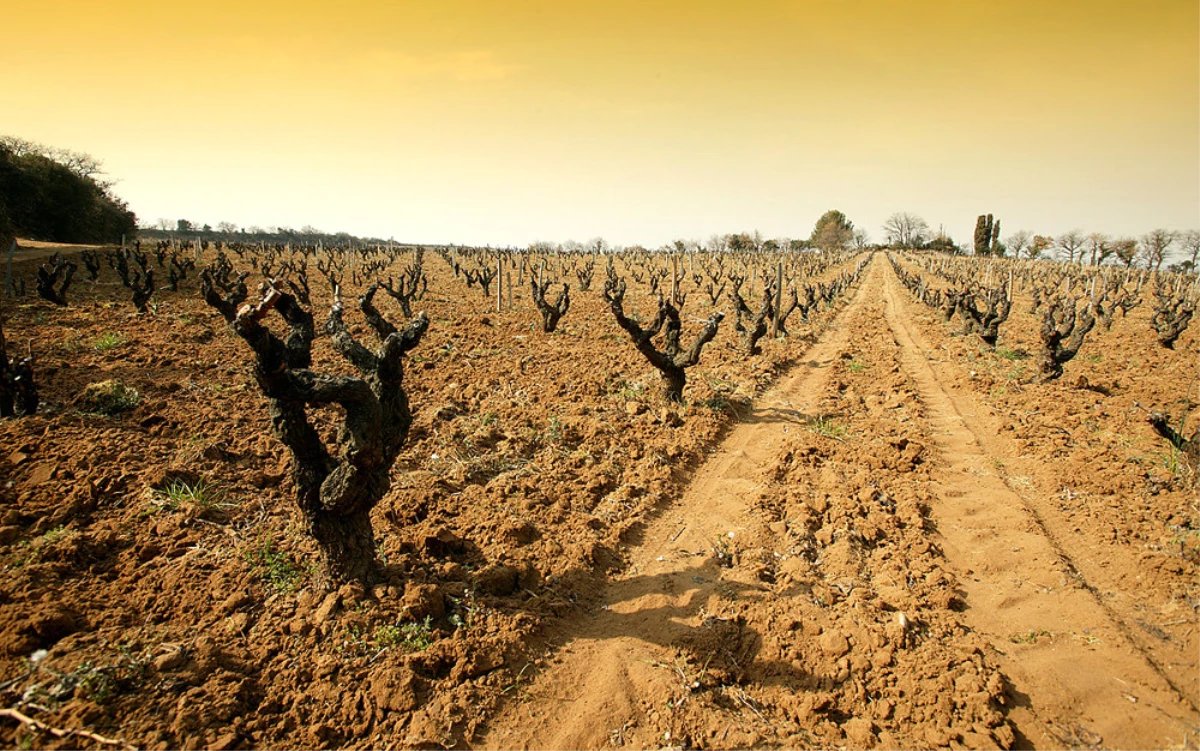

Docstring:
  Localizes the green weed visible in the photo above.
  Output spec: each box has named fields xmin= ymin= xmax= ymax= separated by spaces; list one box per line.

xmin=160 ymin=477 xmax=220 ymax=509
xmin=375 ymin=616 xmax=435 ymax=652
xmin=1009 ymin=628 xmax=1052 ymax=644
xmin=245 ymin=534 xmax=302 ymax=594
xmin=808 ymin=415 xmax=848 ymax=441
xmin=77 ymin=380 xmax=140 ymax=416
xmin=92 ymin=332 xmax=128 ymax=352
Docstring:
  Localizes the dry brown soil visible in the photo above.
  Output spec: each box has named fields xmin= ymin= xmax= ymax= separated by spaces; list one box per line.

xmin=0 ymin=246 xmax=1196 ymax=750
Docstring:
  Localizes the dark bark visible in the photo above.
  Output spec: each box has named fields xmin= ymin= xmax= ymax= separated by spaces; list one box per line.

xmin=1150 ymin=288 xmax=1194 ymax=349
xmin=204 ymin=278 xmax=428 ymax=587
xmin=1146 ymin=410 xmax=1199 ymax=475
xmin=1038 ymin=298 xmax=1095 ymax=381
xmin=129 ymin=269 xmax=155 ymax=313
xmin=80 ymin=250 xmax=101 ymax=281
xmin=531 ymin=278 xmax=570 ymax=332
xmin=603 ymin=277 xmax=723 ymax=402
xmin=575 ymin=261 xmax=595 ymax=292
xmin=35 ymin=253 xmax=76 ymax=306
xmin=775 ymin=288 xmax=802 ymax=335
xmin=961 ymin=285 xmax=1011 ymax=347
xmin=729 ymin=278 xmax=773 ymax=356
xmin=380 ymin=250 xmax=427 ymax=318
xmin=0 ymin=318 xmax=37 ymax=417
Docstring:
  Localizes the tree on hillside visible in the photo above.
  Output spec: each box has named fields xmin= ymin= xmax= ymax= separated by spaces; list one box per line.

xmin=810 ymin=210 xmax=854 ymax=251
xmin=0 ymin=140 xmax=137 ymax=244
xmin=881 ymin=213 xmax=929 ymax=248
xmin=0 ymin=136 xmax=108 ymax=186
xmin=852 ymin=228 xmax=871 ymax=250
xmin=1141 ymin=229 xmax=1175 ymax=273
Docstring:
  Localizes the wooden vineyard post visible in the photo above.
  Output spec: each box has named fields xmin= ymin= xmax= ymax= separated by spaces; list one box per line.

xmin=777 ymin=260 xmax=787 ymax=335
xmin=507 ymin=270 xmax=513 ymax=310
xmin=496 ymin=254 xmax=503 ymax=313
xmin=671 ymin=255 xmax=679 ymax=306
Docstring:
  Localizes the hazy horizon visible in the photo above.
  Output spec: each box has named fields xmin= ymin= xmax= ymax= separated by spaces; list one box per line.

xmin=6 ymin=0 xmax=1198 ymax=249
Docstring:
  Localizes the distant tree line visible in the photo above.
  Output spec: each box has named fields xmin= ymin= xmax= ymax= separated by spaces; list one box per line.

xmin=989 ymin=223 xmax=1198 ymax=273
xmin=0 ymin=136 xmax=138 ymax=245
xmin=138 ymin=219 xmax=392 ymax=248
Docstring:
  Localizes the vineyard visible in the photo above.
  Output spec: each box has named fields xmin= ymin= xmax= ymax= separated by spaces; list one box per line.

xmin=0 ymin=241 xmax=1196 ymax=750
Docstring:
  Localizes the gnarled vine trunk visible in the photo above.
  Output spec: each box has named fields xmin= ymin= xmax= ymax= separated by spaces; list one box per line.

xmin=203 ymin=275 xmax=428 ymax=588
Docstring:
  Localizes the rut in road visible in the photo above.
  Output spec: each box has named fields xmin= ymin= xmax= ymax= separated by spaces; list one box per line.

xmin=880 ymin=261 xmax=1198 ymax=749
xmin=480 ymin=270 xmax=874 ymax=750
xmin=479 ymin=256 xmax=1197 ymax=751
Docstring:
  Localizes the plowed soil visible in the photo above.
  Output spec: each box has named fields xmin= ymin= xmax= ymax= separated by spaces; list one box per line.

xmin=0 ymin=247 xmax=1196 ymax=750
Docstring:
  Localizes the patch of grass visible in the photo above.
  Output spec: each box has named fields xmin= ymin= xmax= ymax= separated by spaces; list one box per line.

xmin=501 ymin=662 xmax=536 ymax=700
xmin=77 ymin=380 xmax=140 ymax=416
xmin=35 ymin=646 xmax=148 ymax=707
xmin=375 ymin=616 xmax=435 ymax=652
xmin=807 ymin=415 xmax=848 ymax=441
xmin=846 ymin=359 xmax=866 ymax=373
xmin=40 ymin=525 xmax=68 ymax=545
xmin=157 ymin=477 xmax=224 ymax=512
xmin=995 ymin=347 xmax=1027 ymax=361
xmin=447 ymin=591 xmax=481 ymax=632
xmin=1009 ymin=628 xmax=1052 ymax=644
xmin=545 ymin=414 xmax=564 ymax=444
xmin=696 ymin=373 xmax=744 ymax=414
xmin=713 ymin=532 xmax=736 ymax=568
xmin=92 ymin=332 xmax=128 ymax=352
xmin=699 ymin=393 xmax=734 ymax=413
xmin=245 ymin=534 xmax=302 ymax=594
xmin=606 ymin=375 xmax=648 ymax=402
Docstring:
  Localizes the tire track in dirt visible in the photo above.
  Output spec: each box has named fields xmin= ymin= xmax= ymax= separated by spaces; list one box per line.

xmin=880 ymin=262 xmax=1198 ymax=749
xmin=478 ymin=270 xmax=875 ymax=750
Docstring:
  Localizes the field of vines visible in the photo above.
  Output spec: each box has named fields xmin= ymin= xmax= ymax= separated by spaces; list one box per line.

xmin=0 ymin=240 xmax=1196 ymax=750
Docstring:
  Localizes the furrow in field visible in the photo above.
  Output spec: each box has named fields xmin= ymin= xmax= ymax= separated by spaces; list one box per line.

xmin=881 ymin=261 xmax=1197 ymax=749
xmin=478 ymin=267 xmax=873 ymax=750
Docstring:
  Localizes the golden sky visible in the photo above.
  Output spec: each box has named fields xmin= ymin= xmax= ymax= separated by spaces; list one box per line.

xmin=6 ymin=0 xmax=1197 ymax=247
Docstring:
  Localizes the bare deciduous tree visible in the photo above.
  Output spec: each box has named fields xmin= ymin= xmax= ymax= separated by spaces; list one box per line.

xmin=1004 ymin=230 xmax=1031 ymax=260
xmin=1180 ymin=230 xmax=1200 ymax=271
xmin=1141 ymin=229 xmax=1176 ymax=273
xmin=881 ymin=213 xmax=929 ymax=248
xmin=1056 ymin=230 xmax=1086 ymax=264
xmin=1085 ymin=233 xmax=1112 ymax=266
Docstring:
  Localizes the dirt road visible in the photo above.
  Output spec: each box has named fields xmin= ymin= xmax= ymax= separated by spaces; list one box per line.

xmin=479 ymin=256 xmax=1198 ymax=750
